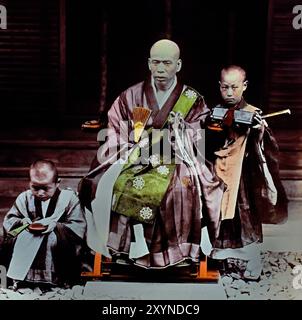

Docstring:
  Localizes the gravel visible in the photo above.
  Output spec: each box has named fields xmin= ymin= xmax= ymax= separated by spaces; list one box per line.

xmin=1 ymin=251 xmax=302 ymax=300
xmin=221 ymin=251 xmax=302 ymax=300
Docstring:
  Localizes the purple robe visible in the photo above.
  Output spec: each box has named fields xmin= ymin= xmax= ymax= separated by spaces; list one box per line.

xmin=80 ymin=78 xmax=224 ymax=268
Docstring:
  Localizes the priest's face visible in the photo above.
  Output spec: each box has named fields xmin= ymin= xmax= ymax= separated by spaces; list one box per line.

xmin=29 ymin=169 xmax=58 ymax=201
xmin=219 ymin=70 xmax=247 ymax=106
xmin=148 ymin=44 xmax=182 ymax=91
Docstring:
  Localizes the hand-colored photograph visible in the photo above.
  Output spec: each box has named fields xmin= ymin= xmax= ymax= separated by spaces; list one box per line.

xmin=0 ymin=0 xmax=301 ymax=305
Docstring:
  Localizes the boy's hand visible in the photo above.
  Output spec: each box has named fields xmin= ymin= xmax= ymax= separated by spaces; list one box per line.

xmin=252 ymin=112 xmax=268 ymax=142
xmin=21 ymin=217 xmax=32 ymax=225
xmin=41 ymin=221 xmax=57 ymax=234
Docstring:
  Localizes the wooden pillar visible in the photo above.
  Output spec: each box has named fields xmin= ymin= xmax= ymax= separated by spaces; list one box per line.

xmin=165 ymin=0 xmax=172 ymax=39
xmin=98 ymin=8 xmax=108 ymax=116
xmin=262 ymin=0 xmax=274 ymax=112
xmin=227 ymin=10 xmax=236 ymax=64
xmin=59 ymin=0 xmax=66 ymax=119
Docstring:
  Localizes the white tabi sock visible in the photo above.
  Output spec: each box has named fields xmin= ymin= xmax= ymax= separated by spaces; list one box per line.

xmin=129 ymin=224 xmax=149 ymax=259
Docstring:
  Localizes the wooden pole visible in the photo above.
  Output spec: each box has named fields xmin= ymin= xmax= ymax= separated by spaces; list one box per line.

xmin=165 ymin=0 xmax=172 ymax=39
xmin=98 ymin=8 xmax=108 ymax=116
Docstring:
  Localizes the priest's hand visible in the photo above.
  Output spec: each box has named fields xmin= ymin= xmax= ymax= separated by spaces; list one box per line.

xmin=42 ymin=221 xmax=57 ymax=234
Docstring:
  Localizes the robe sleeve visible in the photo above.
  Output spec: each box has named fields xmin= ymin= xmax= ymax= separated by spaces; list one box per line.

xmin=3 ymin=191 xmax=30 ymax=233
xmin=96 ymin=91 xmax=135 ymax=167
xmin=57 ymin=191 xmax=87 ymax=240
xmin=183 ymin=95 xmax=225 ymax=238
xmin=185 ymin=95 xmax=210 ymax=125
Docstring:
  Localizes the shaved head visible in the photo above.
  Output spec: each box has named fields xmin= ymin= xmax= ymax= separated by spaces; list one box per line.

xmin=30 ymin=159 xmax=58 ymax=183
xmin=150 ymin=39 xmax=180 ymax=60
xmin=148 ymin=39 xmax=182 ymax=90
xmin=221 ymin=65 xmax=246 ymax=82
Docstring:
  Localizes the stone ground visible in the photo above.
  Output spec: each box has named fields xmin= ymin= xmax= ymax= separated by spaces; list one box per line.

xmin=1 ymin=201 xmax=301 ymax=300
xmin=1 ymin=250 xmax=302 ymax=300
xmin=221 ymin=251 xmax=302 ymax=300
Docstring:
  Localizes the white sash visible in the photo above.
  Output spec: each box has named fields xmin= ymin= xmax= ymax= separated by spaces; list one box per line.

xmin=85 ymin=148 xmax=134 ymax=257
